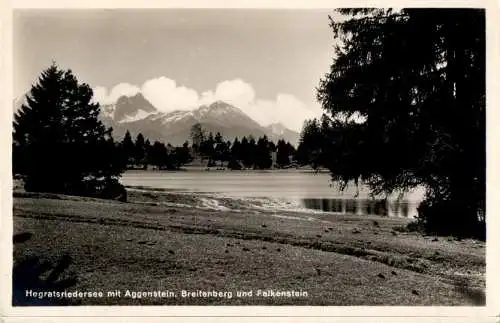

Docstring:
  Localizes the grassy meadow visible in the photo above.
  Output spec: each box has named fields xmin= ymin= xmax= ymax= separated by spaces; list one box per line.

xmin=12 ymin=187 xmax=485 ymax=306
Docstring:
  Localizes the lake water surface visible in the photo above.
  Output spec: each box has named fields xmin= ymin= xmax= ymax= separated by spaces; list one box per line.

xmin=121 ymin=170 xmax=425 ymax=218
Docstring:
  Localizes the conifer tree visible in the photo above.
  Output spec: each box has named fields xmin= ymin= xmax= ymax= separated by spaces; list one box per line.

xmin=13 ymin=63 xmax=125 ymax=197
xmin=144 ymin=139 xmax=152 ymax=168
xmin=296 ymin=119 xmax=323 ymax=169
xmin=276 ymin=139 xmax=291 ymax=168
xmin=121 ymin=130 xmax=135 ymax=167
xmin=317 ymin=9 xmax=485 ymax=238
xmin=172 ymin=141 xmax=193 ymax=168
xmin=228 ymin=137 xmax=242 ymax=169
xmin=149 ymin=141 xmax=168 ymax=169
xmin=240 ymin=136 xmax=253 ymax=169
xmin=190 ymin=123 xmax=205 ymax=154
xmin=255 ymin=135 xmax=272 ymax=169
xmin=134 ymin=133 xmax=146 ymax=168
xmin=201 ymin=132 xmax=216 ymax=165
xmin=231 ymin=137 xmax=241 ymax=161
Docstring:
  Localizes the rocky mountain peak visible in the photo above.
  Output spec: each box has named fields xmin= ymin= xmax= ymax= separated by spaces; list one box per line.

xmin=113 ymin=93 xmax=157 ymax=122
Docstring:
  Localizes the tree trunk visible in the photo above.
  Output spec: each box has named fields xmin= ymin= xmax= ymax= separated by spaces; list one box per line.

xmin=448 ymin=174 xmax=484 ymax=238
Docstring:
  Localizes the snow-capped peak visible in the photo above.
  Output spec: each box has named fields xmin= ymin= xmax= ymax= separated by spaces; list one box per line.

xmin=119 ymin=108 xmax=155 ymax=123
xmin=198 ymin=100 xmax=244 ymax=116
xmin=104 ymin=93 xmax=158 ymax=123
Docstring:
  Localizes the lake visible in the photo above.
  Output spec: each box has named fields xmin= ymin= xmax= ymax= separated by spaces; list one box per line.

xmin=121 ymin=170 xmax=426 ymax=218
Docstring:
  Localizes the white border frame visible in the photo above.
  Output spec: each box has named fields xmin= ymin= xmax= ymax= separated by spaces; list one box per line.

xmin=1 ymin=1 xmax=499 ymax=321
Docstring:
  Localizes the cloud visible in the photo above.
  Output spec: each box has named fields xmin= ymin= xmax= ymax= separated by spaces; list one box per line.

xmin=92 ymin=83 xmax=140 ymax=105
xmin=93 ymin=78 xmax=322 ymax=131
xmin=197 ymin=79 xmax=255 ymax=108
xmin=108 ymin=83 xmax=140 ymax=103
xmin=92 ymin=86 xmax=108 ymax=104
xmin=240 ymin=95 xmax=316 ymax=132
xmin=213 ymin=79 xmax=256 ymax=107
xmin=141 ymin=77 xmax=199 ymax=112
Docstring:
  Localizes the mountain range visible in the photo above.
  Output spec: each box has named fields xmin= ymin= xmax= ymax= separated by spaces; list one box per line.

xmin=99 ymin=93 xmax=300 ymax=146
xmin=13 ymin=92 xmax=300 ymax=146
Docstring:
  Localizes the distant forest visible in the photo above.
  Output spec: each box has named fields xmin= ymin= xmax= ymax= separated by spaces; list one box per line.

xmin=119 ymin=122 xmax=302 ymax=170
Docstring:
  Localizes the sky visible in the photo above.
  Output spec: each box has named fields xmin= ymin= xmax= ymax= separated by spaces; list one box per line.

xmin=14 ymin=9 xmax=340 ymax=131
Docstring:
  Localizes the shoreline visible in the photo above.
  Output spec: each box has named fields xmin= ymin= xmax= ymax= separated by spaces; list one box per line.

xmin=122 ymin=184 xmax=423 ymax=219
xmin=12 ymin=188 xmax=485 ymax=305
xmin=124 ymin=166 xmax=334 ymax=174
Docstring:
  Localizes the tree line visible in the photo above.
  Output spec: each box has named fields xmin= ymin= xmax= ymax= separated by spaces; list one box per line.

xmin=105 ymin=128 xmax=298 ymax=171
xmin=119 ymin=131 xmax=193 ymax=170
xmin=93 ymin=126 xmax=300 ymax=172
xmin=189 ymin=123 xmax=296 ymax=170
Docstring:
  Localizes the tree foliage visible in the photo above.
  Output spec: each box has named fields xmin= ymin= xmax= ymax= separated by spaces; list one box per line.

xmin=114 ymin=124 xmax=297 ymax=171
xmin=255 ymin=135 xmax=273 ymax=169
xmin=276 ymin=139 xmax=296 ymax=168
xmin=190 ymin=123 xmax=205 ymax=153
xmin=316 ymin=9 xmax=485 ymax=238
xmin=296 ymin=119 xmax=324 ymax=169
xmin=134 ymin=133 xmax=146 ymax=168
xmin=13 ymin=63 xmax=125 ymax=199
xmin=121 ymin=130 xmax=135 ymax=166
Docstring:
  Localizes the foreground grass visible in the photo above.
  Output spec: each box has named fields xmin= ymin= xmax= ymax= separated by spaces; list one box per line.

xmin=12 ymin=190 xmax=485 ymax=305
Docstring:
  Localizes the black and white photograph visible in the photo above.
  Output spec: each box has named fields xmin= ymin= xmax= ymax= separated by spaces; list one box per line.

xmin=6 ymin=4 xmax=491 ymax=311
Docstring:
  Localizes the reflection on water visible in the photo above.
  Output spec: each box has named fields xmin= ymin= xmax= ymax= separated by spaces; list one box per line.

xmin=301 ymin=198 xmax=415 ymax=218
xmin=122 ymin=170 xmax=425 ymax=218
